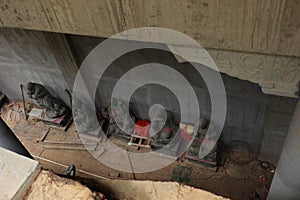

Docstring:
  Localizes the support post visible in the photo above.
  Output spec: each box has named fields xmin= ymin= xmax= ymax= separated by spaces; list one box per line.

xmin=268 ymin=99 xmax=300 ymax=199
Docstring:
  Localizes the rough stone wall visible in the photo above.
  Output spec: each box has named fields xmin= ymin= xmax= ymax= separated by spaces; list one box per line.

xmin=67 ymin=34 xmax=297 ymax=154
xmin=0 ymin=0 xmax=299 ymax=57
xmin=0 ymin=28 xmax=296 ymax=159
xmin=0 ymin=1 xmax=299 ymax=97
xmin=0 ymin=28 xmax=77 ymax=105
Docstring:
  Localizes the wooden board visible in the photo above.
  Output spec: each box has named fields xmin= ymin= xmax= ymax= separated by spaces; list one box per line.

xmin=13 ymin=123 xmax=49 ymax=142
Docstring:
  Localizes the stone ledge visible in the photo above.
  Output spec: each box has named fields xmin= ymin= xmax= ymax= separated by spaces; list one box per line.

xmin=0 ymin=147 xmax=41 ymax=200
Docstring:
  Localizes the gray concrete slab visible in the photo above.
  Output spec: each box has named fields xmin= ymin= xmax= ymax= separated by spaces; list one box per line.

xmin=0 ymin=147 xmax=40 ymax=200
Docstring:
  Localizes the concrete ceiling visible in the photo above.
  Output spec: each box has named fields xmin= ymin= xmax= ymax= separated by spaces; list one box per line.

xmin=0 ymin=0 xmax=299 ymax=97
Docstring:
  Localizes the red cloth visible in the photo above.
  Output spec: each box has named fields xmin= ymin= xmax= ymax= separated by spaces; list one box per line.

xmin=134 ymin=119 xmax=150 ymax=137
xmin=180 ymin=125 xmax=194 ymax=141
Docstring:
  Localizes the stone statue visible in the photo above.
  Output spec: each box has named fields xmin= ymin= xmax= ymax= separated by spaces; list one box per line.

xmin=26 ymin=82 xmax=69 ymax=118
xmin=149 ymin=109 xmax=176 ymax=148
xmin=73 ymin=98 xmax=99 ymax=133
xmin=107 ymin=98 xmax=135 ymax=139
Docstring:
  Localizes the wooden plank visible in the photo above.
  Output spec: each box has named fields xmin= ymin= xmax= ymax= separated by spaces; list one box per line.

xmin=41 ymin=143 xmax=96 ymax=151
xmin=128 ymin=134 xmax=152 ymax=149
xmin=131 ymin=134 xmax=153 ymax=141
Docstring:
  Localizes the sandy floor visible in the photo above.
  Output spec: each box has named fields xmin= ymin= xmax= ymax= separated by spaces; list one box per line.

xmin=24 ymin=170 xmax=106 ymax=200
xmin=25 ymin=170 xmax=228 ymax=200
xmin=1 ymin=101 xmax=274 ymax=199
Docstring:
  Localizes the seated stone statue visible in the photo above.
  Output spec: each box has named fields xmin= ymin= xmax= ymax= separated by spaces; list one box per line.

xmin=73 ymin=98 xmax=99 ymax=133
xmin=149 ymin=109 xmax=176 ymax=147
xmin=26 ymin=82 xmax=69 ymax=118
xmin=107 ymin=98 xmax=135 ymax=139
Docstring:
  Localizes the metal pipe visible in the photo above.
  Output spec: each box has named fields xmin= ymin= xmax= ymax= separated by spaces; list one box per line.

xmin=33 ymin=155 xmax=110 ymax=180
xmin=0 ymin=117 xmax=32 ymax=158
xmin=268 ymin=100 xmax=300 ymax=199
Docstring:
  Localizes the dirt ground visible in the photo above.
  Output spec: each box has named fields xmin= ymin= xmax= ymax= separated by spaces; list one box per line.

xmin=1 ymin=101 xmax=274 ymax=199
xmin=24 ymin=170 xmax=228 ymax=200
xmin=24 ymin=170 xmax=106 ymax=200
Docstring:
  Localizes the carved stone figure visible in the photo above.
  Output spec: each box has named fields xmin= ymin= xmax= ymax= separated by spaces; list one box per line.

xmin=149 ymin=109 xmax=176 ymax=148
xmin=107 ymin=98 xmax=135 ymax=139
xmin=26 ymin=82 xmax=69 ymax=118
xmin=73 ymin=98 xmax=99 ymax=133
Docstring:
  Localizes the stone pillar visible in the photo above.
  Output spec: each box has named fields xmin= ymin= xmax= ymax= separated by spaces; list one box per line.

xmin=268 ymin=99 xmax=300 ymax=199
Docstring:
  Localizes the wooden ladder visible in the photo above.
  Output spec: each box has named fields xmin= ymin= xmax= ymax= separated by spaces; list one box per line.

xmin=128 ymin=134 xmax=153 ymax=149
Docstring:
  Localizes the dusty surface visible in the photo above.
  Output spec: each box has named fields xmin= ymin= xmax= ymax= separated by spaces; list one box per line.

xmin=1 ymin=101 xmax=275 ymax=199
xmin=177 ymin=184 xmax=228 ymax=200
xmin=24 ymin=170 xmax=227 ymax=200
xmin=0 ymin=147 xmax=40 ymax=200
xmin=24 ymin=170 xmax=105 ymax=200
xmin=100 ymin=179 xmax=228 ymax=200
xmin=1 ymin=1 xmax=300 ymax=57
